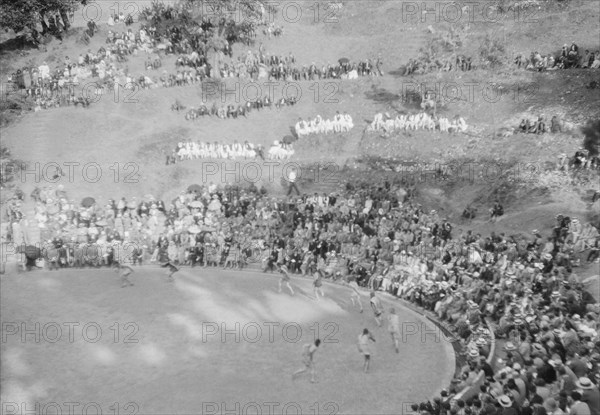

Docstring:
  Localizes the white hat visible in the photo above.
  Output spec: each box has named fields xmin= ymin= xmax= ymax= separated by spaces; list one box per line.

xmin=576 ymin=377 xmax=594 ymax=389
xmin=498 ymin=395 xmax=512 ymax=408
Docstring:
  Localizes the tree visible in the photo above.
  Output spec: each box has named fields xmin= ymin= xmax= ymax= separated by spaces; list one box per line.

xmin=0 ymin=0 xmax=83 ymax=38
xmin=142 ymin=0 xmax=269 ymax=50
xmin=582 ymin=119 xmax=600 ymax=157
xmin=0 ymin=0 xmax=40 ymax=34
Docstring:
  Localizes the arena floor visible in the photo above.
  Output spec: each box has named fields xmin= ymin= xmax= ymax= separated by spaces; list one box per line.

xmin=1 ymin=267 xmax=454 ymax=414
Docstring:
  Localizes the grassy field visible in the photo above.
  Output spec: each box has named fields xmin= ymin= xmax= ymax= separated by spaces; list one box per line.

xmin=0 ymin=268 xmax=454 ymax=413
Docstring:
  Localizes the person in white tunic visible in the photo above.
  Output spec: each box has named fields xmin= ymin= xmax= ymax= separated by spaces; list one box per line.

xmin=387 ymin=308 xmax=401 ymax=353
xmin=292 ymin=339 xmax=321 ymax=383
xmin=357 ymin=328 xmax=376 ymax=373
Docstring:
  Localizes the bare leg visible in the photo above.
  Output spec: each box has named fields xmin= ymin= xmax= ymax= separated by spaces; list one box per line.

xmin=292 ymin=366 xmax=307 ymax=379
xmin=121 ymin=273 xmax=133 ymax=287
xmin=352 ymin=293 xmax=363 ymax=312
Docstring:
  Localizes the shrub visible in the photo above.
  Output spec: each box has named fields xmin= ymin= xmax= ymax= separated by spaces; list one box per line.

xmin=582 ymin=119 xmax=600 ymax=157
xmin=479 ymin=33 xmax=507 ymax=68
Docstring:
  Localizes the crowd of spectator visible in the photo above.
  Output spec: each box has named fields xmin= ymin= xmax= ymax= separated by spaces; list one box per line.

xmin=515 ymin=42 xmax=600 ymax=71
xmin=3 ymin=172 xmax=599 ymax=409
xmin=403 ymin=54 xmax=474 ymax=76
xmin=6 ymin=52 xmax=112 ymax=110
xmin=517 ymin=115 xmax=572 ymax=136
xmin=557 ymin=150 xmax=600 ymax=172
xmin=368 ymin=112 xmax=469 ymax=134
xmin=168 ymin=140 xmax=296 ymax=164
xmin=2 ymin=1 xmax=599 ymax=408
xmin=295 ymin=112 xmax=355 ymax=137
xmin=160 ymin=48 xmax=383 ymax=85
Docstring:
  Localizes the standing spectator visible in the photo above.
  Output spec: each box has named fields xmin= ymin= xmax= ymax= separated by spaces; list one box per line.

xmin=570 ymin=391 xmax=591 ymax=415
xmin=577 ymin=377 xmax=600 ymax=415
xmin=286 ymin=167 xmax=300 ymax=197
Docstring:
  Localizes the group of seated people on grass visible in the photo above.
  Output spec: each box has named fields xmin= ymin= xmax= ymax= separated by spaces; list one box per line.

xmin=6 ymin=53 xmax=116 ymax=110
xmin=173 ymin=45 xmax=384 ymax=81
xmin=368 ymin=112 xmax=468 ymax=134
xmin=403 ymin=55 xmax=474 ymax=76
xmin=294 ymin=112 xmax=355 ymax=137
xmin=180 ymin=95 xmax=297 ymax=121
xmin=557 ymin=150 xmax=600 ymax=172
xmin=517 ymin=114 xmax=577 ymax=136
xmin=514 ymin=42 xmax=600 ymax=71
xmin=167 ymin=140 xmax=294 ymax=164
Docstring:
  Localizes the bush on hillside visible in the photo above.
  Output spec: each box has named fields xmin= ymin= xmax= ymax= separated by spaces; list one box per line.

xmin=0 ymin=147 xmax=25 ymax=187
xmin=479 ymin=33 xmax=507 ymax=68
xmin=419 ymin=26 xmax=465 ymax=62
xmin=582 ymin=119 xmax=600 ymax=156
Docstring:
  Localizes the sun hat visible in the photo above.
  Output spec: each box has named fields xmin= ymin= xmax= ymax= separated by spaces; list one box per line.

xmin=469 ymin=349 xmax=480 ymax=358
xmin=503 ymin=342 xmax=517 ymax=352
xmin=576 ymin=377 xmax=594 ymax=390
xmin=531 ymin=343 xmax=546 ymax=354
xmin=498 ymin=395 xmax=512 ymax=408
